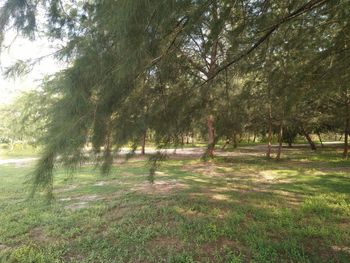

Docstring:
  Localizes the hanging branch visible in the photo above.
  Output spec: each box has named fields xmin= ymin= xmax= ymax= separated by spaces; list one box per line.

xmin=200 ymin=0 xmax=330 ymax=86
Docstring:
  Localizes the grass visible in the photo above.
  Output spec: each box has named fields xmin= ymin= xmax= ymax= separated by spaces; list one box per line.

xmin=0 ymin=144 xmax=40 ymax=159
xmin=0 ymin=146 xmax=349 ymax=262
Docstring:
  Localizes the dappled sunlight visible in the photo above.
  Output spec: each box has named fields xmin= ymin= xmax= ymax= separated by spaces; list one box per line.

xmin=174 ymin=206 xmax=206 ymax=218
xmin=131 ymin=179 xmax=188 ymax=195
xmin=186 ymin=177 xmax=211 ymax=183
xmin=332 ymin=246 xmax=350 ymax=254
xmin=265 ymin=169 xmax=299 ymax=177
xmin=211 ymin=194 xmax=230 ymax=201
xmin=1 ymin=145 xmax=350 ymax=262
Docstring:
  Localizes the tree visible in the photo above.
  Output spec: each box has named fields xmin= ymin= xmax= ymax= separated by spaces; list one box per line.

xmin=1 ymin=0 xmax=347 ymax=197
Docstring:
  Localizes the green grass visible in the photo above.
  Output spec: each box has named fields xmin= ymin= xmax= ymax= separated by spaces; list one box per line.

xmin=0 ymin=144 xmax=40 ymax=159
xmin=0 ymin=147 xmax=350 ymax=262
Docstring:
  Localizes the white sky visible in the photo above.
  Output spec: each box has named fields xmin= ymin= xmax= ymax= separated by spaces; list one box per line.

xmin=0 ymin=31 xmax=64 ymax=105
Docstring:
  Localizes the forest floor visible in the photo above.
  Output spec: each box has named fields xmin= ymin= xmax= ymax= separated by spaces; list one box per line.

xmin=0 ymin=144 xmax=349 ymax=262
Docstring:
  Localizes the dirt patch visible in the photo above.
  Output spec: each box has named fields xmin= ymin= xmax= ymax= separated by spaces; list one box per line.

xmin=175 ymin=206 xmax=206 ymax=218
xmin=200 ymin=237 xmax=250 ymax=262
xmin=94 ymin=179 xmax=131 ymax=186
xmin=65 ymin=202 xmax=89 ymax=210
xmin=61 ymin=194 xmax=101 ymax=202
xmin=331 ymin=245 xmax=350 ymax=254
xmin=132 ymin=180 xmax=187 ymax=194
xmin=55 ymin=185 xmax=78 ymax=193
xmin=182 ymin=162 xmax=226 ymax=177
xmin=148 ymin=236 xmax=182 ymax=250
xmin=0 ymin=244 xmax=10 ymax=251
xmin=62 ymin=194 xmax=101 ymax=210
xmin=103 ymin=206 xmax=130 ymax=221
xmin=29 ymin=227 xmax=55 ymax=244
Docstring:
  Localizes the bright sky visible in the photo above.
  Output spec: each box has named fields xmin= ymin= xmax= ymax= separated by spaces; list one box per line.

xmin=0 ymin=31 xmax=64 ymax=105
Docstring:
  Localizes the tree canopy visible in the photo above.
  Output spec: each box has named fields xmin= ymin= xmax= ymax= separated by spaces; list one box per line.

xmin=1 ymin=0 xmax=349 ymax=196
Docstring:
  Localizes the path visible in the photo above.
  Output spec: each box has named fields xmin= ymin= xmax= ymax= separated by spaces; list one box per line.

xmin=0 ymin=142 xmax=344 ymax=165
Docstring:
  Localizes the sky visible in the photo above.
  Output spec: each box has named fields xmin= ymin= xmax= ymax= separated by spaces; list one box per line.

xmin=0 ymin=31 xmax=64 ymax=105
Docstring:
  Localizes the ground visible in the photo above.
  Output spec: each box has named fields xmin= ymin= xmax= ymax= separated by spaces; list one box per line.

xmin=0 ymin=145 xmax=349 ymax=262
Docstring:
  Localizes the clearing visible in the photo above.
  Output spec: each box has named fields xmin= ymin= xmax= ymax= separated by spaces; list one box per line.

xmin=0 ymin=145 xmax=349 ymax=262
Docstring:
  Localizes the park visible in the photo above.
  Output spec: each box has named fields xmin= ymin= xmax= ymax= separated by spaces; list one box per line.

xmin=0 ymin=0 xmax=349 ymax=262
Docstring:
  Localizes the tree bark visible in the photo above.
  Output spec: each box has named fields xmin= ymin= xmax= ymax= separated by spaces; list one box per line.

xmin=233 ymin=133 xmax=238 ymax=148
xmin=266 ymin=103 xmax=272 ymax=158
xmin=304 ymin=133 xmax=317 ymax=151
xmin=316 ymin=132 xmax=324 ymax=147
xmin=276 ymin=119 xmax=283 ymax=160
xmin=343 ymin=117 xmax=349 ymax=159
xmin=141 ymin=131 xmax=146 ymax=155
xmin=207 ymin=115 xmax=215 ymax=158
xmin=222 ymin=138 xmax=230 ymax=150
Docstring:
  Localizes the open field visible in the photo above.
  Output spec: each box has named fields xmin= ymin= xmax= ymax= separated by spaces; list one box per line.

xmin=0 ymin=145 xmax=350 ymax=262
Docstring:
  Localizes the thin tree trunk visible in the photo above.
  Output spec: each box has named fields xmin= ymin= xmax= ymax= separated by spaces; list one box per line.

xmin=316 ymin=132 xmax=324 ymax=147
xmin=141 ymin=131 xmax=146 ymax=155
xmin=233 ymin=133 xmax=238 ymax=148
xmin=304 ymin=132 xmax=317 ymax=150
xmin=343 ymin=117 xmax=349 ymax=159
xmin=207 ymin=115 xmax=215 ymax=158
xmin=222 ymin=138 xmax=230 ymax=150
xmin=253 ymin=133 xmax=256 ymax=143
xmin=276 ymin=119 xmax=283 ymax=160
xmin=267 ymin=103 xmax=272 ymax=158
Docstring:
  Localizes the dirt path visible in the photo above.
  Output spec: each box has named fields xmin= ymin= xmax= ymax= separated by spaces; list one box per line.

xmin=0 ymin=157 xmax=39 ymax=165
xmin=0 ymin=142 xmax=344 ymax=166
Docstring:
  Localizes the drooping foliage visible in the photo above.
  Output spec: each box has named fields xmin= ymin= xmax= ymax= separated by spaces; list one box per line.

xmin=1 ymin=0 xmax=350 ymax=196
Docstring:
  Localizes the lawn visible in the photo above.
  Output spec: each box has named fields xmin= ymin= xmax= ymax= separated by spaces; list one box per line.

xmin=0 ymin=146 xmax=349 ymax=262
xmin=0 ymin=144 xmax=40 ymax=159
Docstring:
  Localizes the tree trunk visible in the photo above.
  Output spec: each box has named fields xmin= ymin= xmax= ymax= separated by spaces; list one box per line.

xmin=304 ymin=133 xmax=317 ymax=151
xmin=222 ymin=138 xmax=230 ymax=150
xmin=276 ymin=119 xmax=283 ymax=160
xmin=207 ymin=115 xmax=215 ymax=158
xmin=253 ymin=133 xmax=256 ymax=143
xmin=233 ymin=133 xmax=238 ymax=148
xmin=343 ymin=117 xmax=349 ymax=159
xmin=267 ymin=104 xmax=272 ymax=158
xmin=141 ymin=131 xmax=146 ymax=155
xmin=316 ymin=132 xmax=324 ymax=147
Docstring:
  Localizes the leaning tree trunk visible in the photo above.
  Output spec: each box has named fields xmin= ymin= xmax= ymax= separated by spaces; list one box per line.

xmin=304 ymin=132 xmax=317 ymax=151
xmin=207 ymin=115 xmax=215 ymax=158
xmin=316 ymin=132 xmax=324 ymax=147
xmin=276 ymin=119 xmax=283 ymax=160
